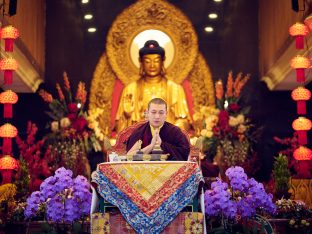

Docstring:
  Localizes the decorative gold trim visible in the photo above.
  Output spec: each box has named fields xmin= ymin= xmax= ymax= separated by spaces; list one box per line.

xmin=89 ymin=54 xmax=116 ymax=136
xmin=189 ymin=53 xmax=215 ymax=112
xmin=261 ymin=32 xmax=312 ymax=90
xmin=1 ymin=42 xmax=43 ymax=93
xmin=106 ymin=0 xmax=198 ymax=85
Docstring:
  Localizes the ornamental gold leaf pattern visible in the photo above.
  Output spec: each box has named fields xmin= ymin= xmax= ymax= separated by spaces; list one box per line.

xmin=188 ymin=53 xmax=215 ymax=112
xmin=106 ymin=0 xmax=198 ymax=85
xmin=89 ymin=54 xmax=116 ymax=136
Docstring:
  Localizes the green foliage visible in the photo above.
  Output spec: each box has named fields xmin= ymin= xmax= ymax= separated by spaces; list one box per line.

xmin=14 ymin=158 xmax=30 ymax=201
xmin=273 ymin=154 xmax=291 ymax=193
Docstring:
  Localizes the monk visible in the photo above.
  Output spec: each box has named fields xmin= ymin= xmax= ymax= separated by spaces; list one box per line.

xmin=115 ymin=40 xmax=190 ymax=132
xmin=126 ymin=98 xmax=190 ymax=161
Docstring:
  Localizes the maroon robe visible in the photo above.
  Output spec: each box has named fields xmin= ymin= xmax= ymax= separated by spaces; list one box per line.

xmin=126 ymin=121 xmax=190 ymax=161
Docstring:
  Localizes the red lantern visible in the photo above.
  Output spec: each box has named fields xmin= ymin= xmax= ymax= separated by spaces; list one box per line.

xmin=0 ymin=90 xmax=18 ymax=118
xmin=290 ymin=56 xmax=310 ymax=82
xmin=291 ymin=86 xmax=311 ymax=114
xmin=292 ymin=117 xmax=312 ymax=145
xmin=0 ymin=26 xmax=19 ymax=52
xmin=0 ymin=155 xmax=18 ymax=184
xmin=0 ymin=123 xmax=18 ymax=154
xmin=293 ymin=146 xmax=312 ymax=160
xmin=289 ymin=23 xmax=309 ymax=49
xmin=0 ymin=58 xmax=18 ymax=84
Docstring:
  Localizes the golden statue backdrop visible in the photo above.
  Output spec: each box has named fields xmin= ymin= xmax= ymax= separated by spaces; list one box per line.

xmin=89 ymin=0 xmax=215 ymax=138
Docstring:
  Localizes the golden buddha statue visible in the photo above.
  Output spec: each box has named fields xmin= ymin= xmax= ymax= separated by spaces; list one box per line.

xmin=115 ymin=40 xmax=191 ymax=132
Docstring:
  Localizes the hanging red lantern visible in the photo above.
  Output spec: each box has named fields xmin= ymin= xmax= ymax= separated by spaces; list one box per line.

xmin=289 ymin=23 xmax=309 ymax=49
xmin=0 ymin=26 xmax=19 ymax=52
xmin=0 ymin=155 xmax=18 ymax=184
xmin=290 ymin=55 xmax=310 ymax=82
xmin=0 ymin=123 xmax=18 ymax=154
xmin=291 ymin=86 xmax=311 ymax=114
xmin=292 ymin=117 xmax=312 ymax=145
xmin=0 ymin=90 xmax=18 ymax=118
xmin=293 ymin=146 xmax=312 ymax=160
xmin=0 ymin=58 xmax=18 ymax=85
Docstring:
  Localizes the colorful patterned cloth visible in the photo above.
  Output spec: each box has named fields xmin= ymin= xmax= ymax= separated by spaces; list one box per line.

xmin=91 ymin=211 xmax=204 ymax=234
xmin=92 ymin=161 xmax=203 ymax=234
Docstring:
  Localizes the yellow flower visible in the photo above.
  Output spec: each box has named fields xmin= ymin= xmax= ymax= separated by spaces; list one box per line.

xmin=60 ymin=117 xmax=71 ymax=128
xmin=237 ymin=124 xmax=247 ymax=134
xmin=0 ymin=184 xmax=16 ymax=203
xmin=51 ymin=121 xmax=59 ymax=132
xmin=289 ymin=219 xmax=296 ymax=225
xmin=201 ymin=129 xmax=207 ymax=137
xmin=229 ymin=116 xmax=239 ymax=126
xmin=205 ymin=130 xmax=213 ymax=138
xmin=193 ymin=112 xmax=203 ymax=121
xmin=236 ymin=114 xmax=245 ymax=124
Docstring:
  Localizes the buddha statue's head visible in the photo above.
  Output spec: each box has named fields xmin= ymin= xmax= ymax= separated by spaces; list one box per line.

xmin=139 ymin=40 xmax=166 ymax=78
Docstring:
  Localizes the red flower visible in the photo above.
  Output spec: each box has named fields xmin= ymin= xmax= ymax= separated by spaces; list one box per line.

xmin=228 ymin=103 xmax=240 ymax=112
xmin=68 ymin=103 xmax=78 ymax=113
xmin=218 ymin=110 xmax=229 ymax=130
xmin=213 ymin=126 xmax=220 ymax=136
xmin=67 ymin=113 xmax=76 ymax=121
xmin=71 ymin=117 xmax=88 ymax=132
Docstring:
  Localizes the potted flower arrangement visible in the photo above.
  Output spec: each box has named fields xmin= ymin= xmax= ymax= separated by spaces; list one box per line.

xmin=23 ymin=167 xmax=92 ymax=233
xmin=274 ymin=133 xmax=312 ymax=179
xmin=273 ymin=198 xmax=311 ymax=233
xmin=195 ymin=71 xmax=260 ymax=177
xmin=38 ymin=72 xmax=102 ymax=178
xmin=272 ymin=154 xmax=291 ymax=199
xmin=204 ymin=166 xmax=276 ymax=232
xmin=15 ymin=121 xmax=53 ymax=191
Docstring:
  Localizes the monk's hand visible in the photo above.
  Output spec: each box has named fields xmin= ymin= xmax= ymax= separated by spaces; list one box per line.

xmin=151 ymin=133 xmax=158 ymax=147
xmin=154 ymin=130 xmax=162 ymax=146
xmin=156 ymin=133 xmax=162 ymax=146
xmin=133 ymin=140 xmax=142 ymax=151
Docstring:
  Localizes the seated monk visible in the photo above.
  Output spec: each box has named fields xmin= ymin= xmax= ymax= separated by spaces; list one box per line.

xmin=126 ymin=98 xmax=190 ymax=161
xmin=115 ymin=40 xmax=191 ymax=132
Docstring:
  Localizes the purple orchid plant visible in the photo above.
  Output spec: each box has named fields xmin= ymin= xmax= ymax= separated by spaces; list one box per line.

xmin=204 ymin=166 xmax=276 ymax=219
xmin=24 ymin=167 xmax=91 ymax=222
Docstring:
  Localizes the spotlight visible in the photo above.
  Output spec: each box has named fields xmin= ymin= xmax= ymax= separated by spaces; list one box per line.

xmin=88 ymin=27 xmax=97 ymax=33
xmin=204 ymin=26 xmax=214 ymax=32
xmin=84 ymin=14 xmax=93 ymax=20
xmin=81 ymin=0 xmax=89 ymax=4
xmin=208 ymin=13 xmax=218 ymax=19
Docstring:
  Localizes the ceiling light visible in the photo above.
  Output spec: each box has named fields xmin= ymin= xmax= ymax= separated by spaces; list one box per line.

xmin=214 ymin=0 xmax=222 ymax=2
xmin=204 ymin=26 xmax=214 ymax=32
xmin=88 ymin=27 xmax=97 ymax=33
xmin=81 ymin=0 xmax=89 ymax=4
xmin=208 ymin=13 xmax=218 ymax=19
xmin=84 ymin=14 xmax=93 ymax=20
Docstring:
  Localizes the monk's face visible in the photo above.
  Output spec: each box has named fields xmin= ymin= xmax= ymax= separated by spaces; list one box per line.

xmin=141 ymin=54 xmax=163 ymax=77
xmin=147 ymin=103 xmax=167 ymax=128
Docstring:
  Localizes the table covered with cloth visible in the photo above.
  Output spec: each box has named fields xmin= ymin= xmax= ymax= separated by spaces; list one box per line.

xmin=91 ymin=161 xmax=204 ymax=234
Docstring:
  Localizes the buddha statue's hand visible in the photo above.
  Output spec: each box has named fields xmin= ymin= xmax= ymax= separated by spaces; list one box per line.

xmin=123 ymin=95 xmax=134 ymax=117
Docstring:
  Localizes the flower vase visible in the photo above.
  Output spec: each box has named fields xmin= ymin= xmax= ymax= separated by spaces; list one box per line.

xmin=215 ymin=148 xmax=229 ymax=181
xmin=223 ymin=218 xmax=243 ymax=233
